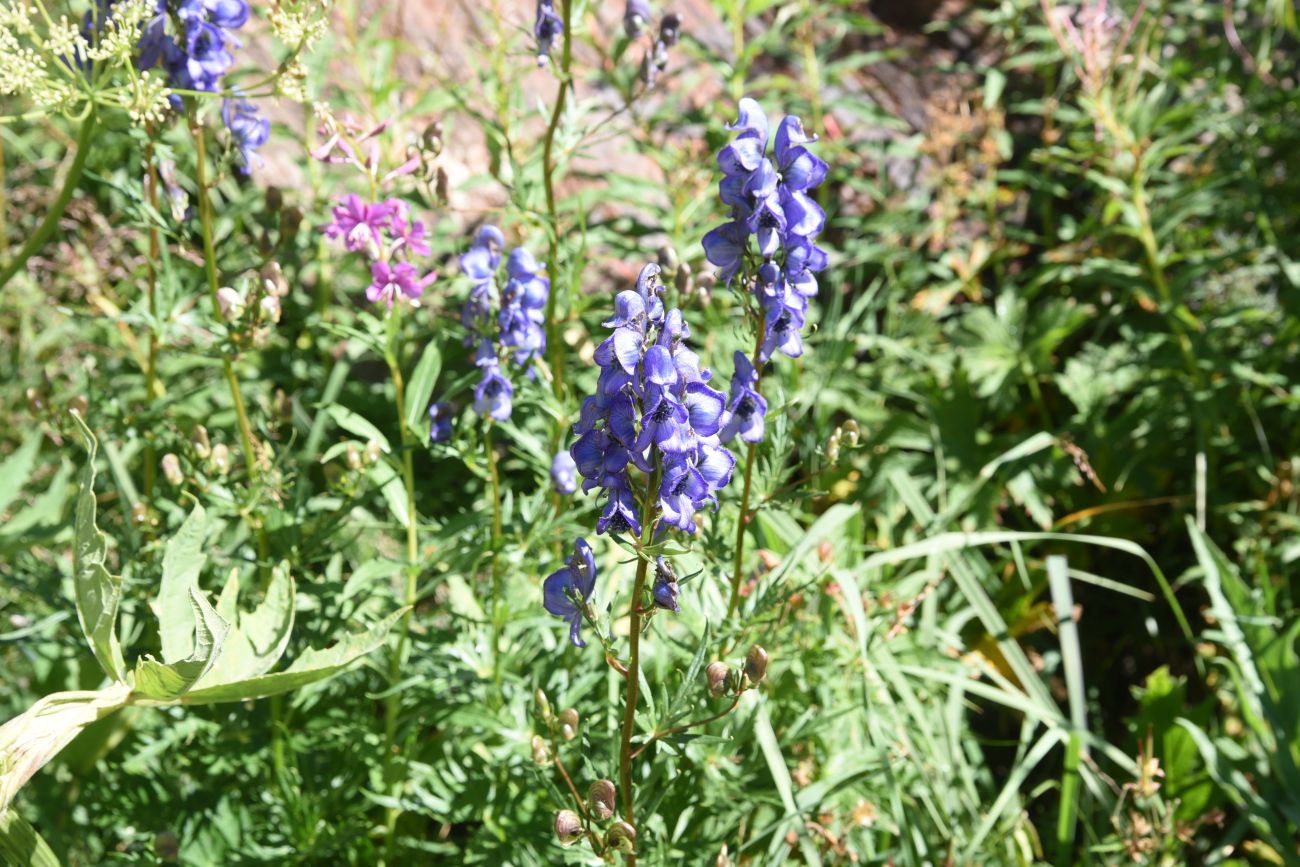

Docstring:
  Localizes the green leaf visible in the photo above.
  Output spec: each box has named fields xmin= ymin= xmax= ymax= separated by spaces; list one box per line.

xmin=369 ymin=459 xmax=410 ymax=528
xmin=180 ymin=607 xmax=408 ymax=704
xmin=403 ymin=342 xmax=442 ymax=432
xmin=0 ymin=435 xmax=41 ymax=518
xmin=325 ymin=405 xmax=391 ymax=453
xmin=131 ymin=588 xmax=229 ymax=702
xmin=154 ymin=503 xmax=209 ymax=663
xmin=0 ymin=808 xmax=61 ymax=867
xmin=70 ymin=416 xmax=126 ymax=682
xmin=193 ymin=564 xmax=296 ymax=690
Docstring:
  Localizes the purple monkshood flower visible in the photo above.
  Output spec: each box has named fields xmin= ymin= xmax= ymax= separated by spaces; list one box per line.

xmin=623 ymin=0 xmax=651 ymax=36
xmin=222 ymin=97 xmax=269 ymax=174
xmin=551 ymin=450 xmax=578 ymax=495
xmin=651 ymin=556 xmax=680 ymax=612
xmin=570 ymin=263 xmax=734 ymax=538
xmin=428 ymin=402 xmax=454 ymax=444
xmin=367 ymin=260 xmax=435 ymax=308
xmin=534 ymin=0 xmax=564 ymax=67
xmin=459 ymin=227 xmax=547 ymax=421
xmin=543 ymin=538 xmax=598 ymax=647
xmin=474 ymin=362 xmax=514 ymax=421
xmin=719 ymin=351 xmax=767 ymax=443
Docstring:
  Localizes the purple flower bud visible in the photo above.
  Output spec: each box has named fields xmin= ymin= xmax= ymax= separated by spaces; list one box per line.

xmin=551 ymin=450 xmax=578 ymax=495
xmin=651 ymin=556 xmax=680 ymax=612
xmin=428 ymin=402 xmax=454 ymax=444
xmin=623 ymin=0 xmax=651 ymax=36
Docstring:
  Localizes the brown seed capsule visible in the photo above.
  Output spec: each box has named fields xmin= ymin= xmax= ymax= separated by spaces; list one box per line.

xmin=68 ymin=395 xmax=88 ymax=418
xmin=657 ymin=245 xmax=679 ymax=274
xmin=264 ymin=186 xmax=283 ymax=213
xmin=554 ymin=810 xmax=582 ymax=846
xmin=364 ymin=440 xmax=383 ymax=465
xmin=345 ymin=443 xmax=363 ymax=471
xmin=422 ymin=121 xmax=444 ymax=156
xmin=558 ymin=708 xmax=579 ymax=740
xmin=842 ymin=419 xmax=860 ymax=446
xmin=706 ymin=661 xmax=730 ymax=697
xmin=131 ymin=502 xmax=148 ymax=525
xmin=154 ymin=830 xmax=179 ymax=861
xmin=531 ymin=734 xmax=550 ymax=765
xmin=744 ymin=645 xmax=769 ymax=684
xmin=161 ymin=453 xmax=183 ymax=486
xmin=675 ymin=261 xmax=693 ymax=294
xmin=435 ymin=167 xmax=450 ymax=205
xmin=280 ymin=206 xmax=303 ymax=242
xmin=606 ymin=820 xmax=636 ymax=853
xmin=588 ymin=779 xmax=616 ymax=821
xmin=25 ymin=387 xmax=44 ymax=414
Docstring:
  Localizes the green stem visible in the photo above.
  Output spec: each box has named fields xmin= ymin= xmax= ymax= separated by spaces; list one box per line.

xmin=487 ymin=422 xmax=504 ymax=691
xmin=0 ymin=109 xmax=98 ymax=290
xmin=191 ymin=113 xmax=259 ymax=482
xmin=730 ymin=0 xmax=747 ymax=101
xmin=618 ymin=469 xmax=661 ymax=867
xmin=143 ymin=138 xmax=162 ymax=499
xmin=541 ymin=0 xmax=575 ymax=401
xmin=726 ymin=330 xmax=765 ymax=620
xmin=382 ymin=316 xmax=421 ymax=861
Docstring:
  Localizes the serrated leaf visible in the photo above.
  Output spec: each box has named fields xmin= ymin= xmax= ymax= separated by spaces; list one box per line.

xmin=192 ymin=563 xmax=296 ymax=690
xmin=71 ymin=415 xmax=126 ymax=682
xmin=132 ymin=588 xmax=229 ymax=701
xmin=154 ymin=503 xmax=209 ymax=663
xmin=181 ymin=607 xmax=408 ymax=704
xmin=404 ymin=342 xmax=442 ymax=432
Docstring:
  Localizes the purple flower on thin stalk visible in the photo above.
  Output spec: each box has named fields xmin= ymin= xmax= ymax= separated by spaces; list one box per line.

xmin=428 ymin=402 xmax=454 ymax=444
xmin=719 ymin=351 xmax=767 ymax=444
xmin=222 ymin=96 xmax=269 ymax=174
xmin=651 ymin=557 xmax=680 ymax=612
xmin=473 ymin=362 xmax=514 ymax=421
xmin=534 ymin=0 xmax=564 ymax=67
xmin=551 ymin=451 xmax=578 ymax=495
xmin=543 ymin=538 xmax=598 ymax=647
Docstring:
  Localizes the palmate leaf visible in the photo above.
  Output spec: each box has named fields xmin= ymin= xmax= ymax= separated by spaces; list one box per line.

xmin=71 ymin=415 xmax=126 ymax=683
xmin=180 ymin=607 xmax=408 ymax=704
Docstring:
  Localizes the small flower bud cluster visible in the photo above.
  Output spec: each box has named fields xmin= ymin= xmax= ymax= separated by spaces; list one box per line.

xmin=323 ymin=194 xmax=437 ymax=309
xmin=570 ymin=264 xmax=735 ymax=537
xmin=703 ymin=99 xmax=829 ymax=363
xmin=639 ymin=12 xmax=680 ymax=88
xmin=458 ymin=225 xmax=549 ymax=422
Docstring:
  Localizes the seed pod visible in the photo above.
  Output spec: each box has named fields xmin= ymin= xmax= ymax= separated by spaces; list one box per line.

xmin=843 ymin=419 xmax=860 ymax=446
xmin=706 ymin=661 xmax=730 ymax=697
xmin=588 ymin=779 xmax=616 ymax=821
xmin=531 ymin=734 xmax=550 ymax=765
xmin=606 ymin=820 xmax=637 ymax=853
xmin=675 ymin=261 xmax=693 ymax=294
xmin=422 ymin=121 xmax=444 ymax=156
xmin=435 ymin=166 xmax=450 ymax=204
xmin=154 ymin=830 xmax=180 ymax=861
xmin=535 ymin=688 xmax=553 ymax=722
xmin=345 ymin=443 xmax=363 ymax=471
xmin=558 ymin=708 xmax=579 ymax=740
xmin=260 ymin=295 xmax=282 ymax=324
xmin=657 ymin=245 xmax=679 ymax=274
xmin=211 ymin=443 xmax=231 ymax=475
xmin=161 ymin=453 xmax=183 ymax=486
xmin=744 ymin=645 xmax=769 ymax=684
xmin=364 ymin=440 xmax=383 ymax=465
xmin=264 ymin=186 xmax=283 ymax=213
xmin=67 ymin=395 xmax=89 ymax=418
xmin=217 ymin=286 xmax=245 ymax=321
xmin=554 ymin=810 xmax=582 ymax=846
xmin=191 ymin=425 xmax=211 ymax=459
xmin=131 ymin=502 xmax=148 ymax=525
xmin=280 ymin=206 xmax=303 ymax=243
xmin=25 ymin=387 xmax=45 ymax=415
xmin=715 ymin=844 xmax=731 ymax=867
xmin=825 ymin=430 xmax=841 ymax=463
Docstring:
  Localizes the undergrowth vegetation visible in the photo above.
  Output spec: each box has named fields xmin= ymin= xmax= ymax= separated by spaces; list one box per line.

xmin=1 ymin=0 xmax=1298 ymax=864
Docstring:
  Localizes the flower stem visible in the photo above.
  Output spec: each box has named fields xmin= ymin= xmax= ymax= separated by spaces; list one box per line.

xmin=382 ymin=311 xmax=421 ymax=860
xmin=486 ymin=422 xmax=505 ymax=691
xmin=726 ymin=330 xmax=766 ymax=620
xmin=142 ymin=137 xmax=162 ymax=499
xmin=190 ymin=113 xmax=259 ymax=482
xmin=618 ymin=469 xmax=660 ymax=866
xmin=0 ymin=108 xmax=97 ymax=290
xmin=541 ymin=0 xmax=575 ymax=400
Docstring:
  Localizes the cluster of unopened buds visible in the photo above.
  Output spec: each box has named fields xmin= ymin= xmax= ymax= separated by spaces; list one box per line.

xmin=532 ymin=690 xmax=637 ymax=858
xmin=215 ymin=263 xmax=289 ymax=347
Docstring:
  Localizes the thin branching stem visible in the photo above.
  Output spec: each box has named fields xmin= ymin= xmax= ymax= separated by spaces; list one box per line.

xmin=487 ymin=421 xmax=505 ymax=691
xmin=541 ymin=0 xmax=575 ymax=400
xmin=0 ymin=109 xmax=98 ymax=290
xmin=726 ymin=328 xmax=765 ymax=619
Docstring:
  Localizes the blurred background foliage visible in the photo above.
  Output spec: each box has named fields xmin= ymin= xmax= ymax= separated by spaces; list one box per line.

xmin=2 ymin=0 xmax=1299 ymax=863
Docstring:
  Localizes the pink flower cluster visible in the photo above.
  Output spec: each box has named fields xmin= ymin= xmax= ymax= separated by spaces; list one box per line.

xmin=323 ymin=194 xmax=437 ymax=308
